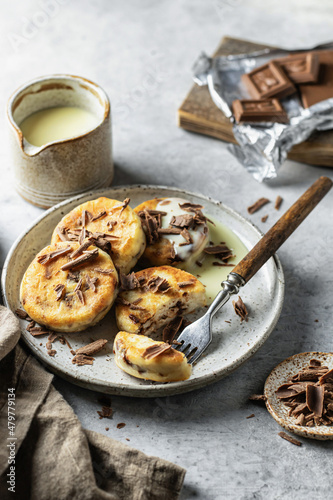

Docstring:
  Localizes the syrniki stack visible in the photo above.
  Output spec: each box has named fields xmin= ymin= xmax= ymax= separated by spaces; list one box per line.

xmin=52 ymin=197 xmax=146 ymax=274
xmin=115 ymin=265 xmax=207 ymax=335
xmin=114 ymin=331 xmax=192 ymax=382
xmin=134 ymin=197 xmax=210 ymax=267
xmin=20 ymin=241 xmax=118 ymax=332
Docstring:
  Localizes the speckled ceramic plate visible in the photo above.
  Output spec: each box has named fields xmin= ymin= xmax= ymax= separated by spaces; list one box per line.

xmin=264 ymin=352 xmax=333 ymax=440
xmin=2 ymin=185 xmax=284 ymax=397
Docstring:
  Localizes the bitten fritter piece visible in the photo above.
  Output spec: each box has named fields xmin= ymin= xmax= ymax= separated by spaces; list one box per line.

xmin=20 ymin=241 xmax=118 ymax=332
xmin=115 ymin=265 xmax=206 ymax=335
xmin=114 ymin=331 xmax=192 ymax=382
xmin=51 ymin=197 xmax=146 ymax=274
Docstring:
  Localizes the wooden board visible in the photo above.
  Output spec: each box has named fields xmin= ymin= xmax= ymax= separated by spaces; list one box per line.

xmin=178 ymin=36 xmax=333 ymax=167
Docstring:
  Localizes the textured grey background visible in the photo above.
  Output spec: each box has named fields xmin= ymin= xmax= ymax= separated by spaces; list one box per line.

xmin=1 ymin=1 xmax=333 ymax=498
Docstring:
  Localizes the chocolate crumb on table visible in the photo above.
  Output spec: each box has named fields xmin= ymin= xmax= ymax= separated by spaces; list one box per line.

xmin=249 ymin=394 xmax=267 ymax=402
xmin=247 ymin=197 xmax=270 ymax=214
xmin=246 ymin=414 xmax=255 ymax=419
xmin=275 ymin=195 xmax=283 ymax=210
xmin=261 ymin=215 xmax=268 ymax=223
xmin=97 ymin=397 xmax=113 ymax=420
xmin=278 ymin=431 xmax=302 ymax=446
xmin=117 ymin=423 xmax=126 ymax=429
xmin=105 ymin=427 xmax=109 ymax=431
xmin=232 ymin=296 xmax=249 ymax=322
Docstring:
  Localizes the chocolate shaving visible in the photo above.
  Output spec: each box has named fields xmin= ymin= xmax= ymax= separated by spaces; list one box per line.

xmin=46 ymin=332 xmax=58 ymax=356
xmin=306 ymin=385 xmax=325 ymax=417
xmin=26 ymin=320 xmax=36 ymax=331
xmin=129 ymin=314 xmax=139 ymax=324
xmin=276 ymin=359 xmax=333 ymax=427
xmin=232 ymin=296 xmax=248 ymax=322
xmin=278 ymin=432 xmax=302 ymax=446
xmin=79 ymin=227 xmax=86 ymax=245
xmin=29 ymin=326 xmax=51 ymax=336
xmin=116 ymin=296 xmax=146 ymax=311
xmin=37 ymin=246 xmax=71 ymax=265
xmin=90 ymin=210 xmax=107 ymax=222
xmin=157 ymin=227 xmax=182 ymax=235
xmin=60 ymin=249 xmax=99 ymax=271
xmin=170 ymin=214 xmax=195 ymax=229
xmin=86 ymin=275 xmax=98 ymax=292
xmin=146 ymin=276 xmax=171 ymax=293
xmin=248 ymin=394 xmax=267 ymax=402
xmin=72 ymin=354 xmax=94 ymax=366
xmin=246 ymin=414 xmax=255 ymax=419
xmin=275 ymin=195 xmax=283 ymax=210
xmin=94 ymin=267 xmax=114 ymax=275
xmin=67 ymin=271 xmax=80 ymax=282
xmin=177 ymin=280 xmax=195 ymax=288
xmin=81 ymin=210 xmax=92 ymax=227
xmin=88 ymin=235 xmax=111 ymax=255
xmin=247 ymin=197 xmax=270 ymax=214
xmin=204 ymin=244 xmax=234 ymax=263
xmin=159 ymin=200 xmax=171 ymax=206
xmin=15 ymin=308 xmax=31 ymax=320
xmin=261 ymin=215 xmax=268 ymax=223
xmin=117 ymin=423 xmax=126 ymax=429
xmin=54 ymin=284 xmax=65 ymax=301
xmin=97 ymin=406 xmax=113 ymax=419
xmin=76 ymin=290 xmax=85 ymax=304
xmin=56 ymin=226 xmax=69 ymax=242
xmin=70 ymin=240 xmax=92 ymax=258
xmin=139 ymin=209 xmax=160 ymax=244
xmin=75 ymin=339 xmax=108 ymax=356
xmin=142 ymin=343 xmax=172 ymax=360
xmin=163 ymin=317 xmax=184 ymax=344
xmin=119 ymin=272 xmax=140 ymax=291
xmin=212 ymin=262 xmax=234 ymax=267
xmin=178 ymin=202 xmax=204 ymax=212
xmin=112 ymin=198 xmax=130 ymax=214
xmin=180 ymin=228 xmax=193 ymax=245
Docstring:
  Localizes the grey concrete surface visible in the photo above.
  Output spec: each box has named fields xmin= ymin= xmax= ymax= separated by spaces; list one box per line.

xmin=1 ymin=1 xmax=333 ymax=498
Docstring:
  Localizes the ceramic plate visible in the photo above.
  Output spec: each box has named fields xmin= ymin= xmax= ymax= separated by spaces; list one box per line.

xmin=264 ymin=352 xmax=333 ymax=440
xmin=2 ymin=185 xmax=284 ymax=397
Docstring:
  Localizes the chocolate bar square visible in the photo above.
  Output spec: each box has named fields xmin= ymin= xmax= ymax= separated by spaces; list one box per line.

xmin=241 ymin=61 xmax=296 ymax=99
xmin=232 ymin=99 xmax=288 ymax=123
xmin=299 ymin=50 xmax=333 ymax=108
xmin=276 ymin=53 xmax=319 ymax=84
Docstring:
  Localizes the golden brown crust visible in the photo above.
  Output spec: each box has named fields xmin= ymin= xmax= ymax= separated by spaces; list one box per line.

xmin=134 ymin=198 xmax=174 ymax=266
xmin=51 ymin=197 xmax=146 ymax=274
xmin=114 ymin=331 xmax=192 ymax=382
xmin=20 ymin=241 xmax=118 ymax=332
xmin=116 ymin=265 xmax=206 ymax=335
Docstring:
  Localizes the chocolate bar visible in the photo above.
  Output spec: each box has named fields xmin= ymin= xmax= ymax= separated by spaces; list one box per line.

xmin=232 ymin=99 xmax=288 ymax=123
xmin=299 ymin=50 xmax=333 ymax=108
xmin=241 ymin=61 xmax=295 ymax=99
xmin=276 ymin=52 xmax=319 ymax=84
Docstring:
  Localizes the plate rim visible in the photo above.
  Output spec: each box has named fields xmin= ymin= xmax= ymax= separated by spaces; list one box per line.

xmin=1 ymin=184 xmax=285 ymax=397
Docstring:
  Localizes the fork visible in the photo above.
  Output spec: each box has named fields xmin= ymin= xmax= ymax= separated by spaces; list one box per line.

xmin=174 ymin=176 xmax=332 ymax=364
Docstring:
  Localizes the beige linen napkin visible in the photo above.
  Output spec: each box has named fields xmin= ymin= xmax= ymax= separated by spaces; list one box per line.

xmin=0 ymin=306 xmax=185 ymax=500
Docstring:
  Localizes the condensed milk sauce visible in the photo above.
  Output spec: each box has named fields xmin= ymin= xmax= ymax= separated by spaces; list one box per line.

xmin=156 ymin=198 xmax=248 ymax=304
xmin=19 ymin=106 xmax=100 ymax=147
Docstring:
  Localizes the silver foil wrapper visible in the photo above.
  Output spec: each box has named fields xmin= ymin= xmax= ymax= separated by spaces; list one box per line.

xmin=193 ymin=42 xmax=333 ymax=182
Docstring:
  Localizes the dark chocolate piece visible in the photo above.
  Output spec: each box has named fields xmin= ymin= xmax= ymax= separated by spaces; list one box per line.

xmin=232 ymin=98 xmax=288 ymax=124
xmin=276 ymin=52 xmax=319 ymax=84
xmin=278 ymin=431 xmax=302 ymax=446
xmin=299 ymin=50 xmax=333 ymax=107
xmin=242 ymin=61 xmax=295 ymax=99
xmin=247 ymin=197 xmax=270 ymax=214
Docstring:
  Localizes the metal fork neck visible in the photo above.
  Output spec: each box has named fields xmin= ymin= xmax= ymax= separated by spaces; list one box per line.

xmin=207 ymin=272 xmax=245 ymax=318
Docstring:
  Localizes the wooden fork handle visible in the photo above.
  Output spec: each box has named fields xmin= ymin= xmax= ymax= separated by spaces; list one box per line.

xmin=232 ymin=176 xmax=332 ymax=284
